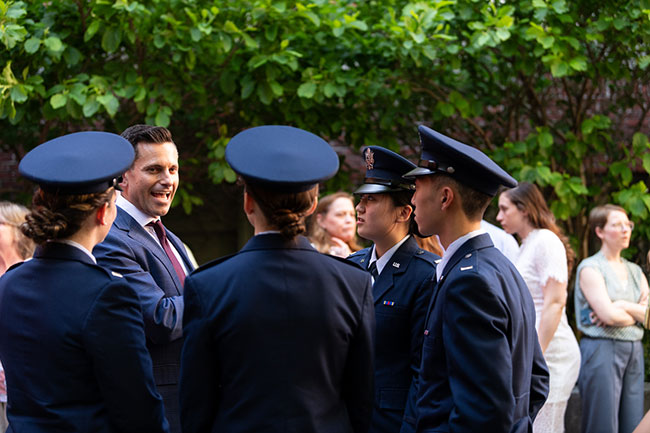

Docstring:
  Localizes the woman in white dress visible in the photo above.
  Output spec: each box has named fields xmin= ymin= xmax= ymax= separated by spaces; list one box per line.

xmin=497 ymin=182 xmax=580 ymax=433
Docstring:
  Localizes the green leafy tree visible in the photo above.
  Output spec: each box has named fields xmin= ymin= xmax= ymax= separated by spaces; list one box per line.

xmin=1 ymin=0 xmax=650 ymax=263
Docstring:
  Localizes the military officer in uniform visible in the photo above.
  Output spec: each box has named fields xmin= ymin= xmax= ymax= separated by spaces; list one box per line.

xmin=347 ymin=146 xmax=439 ymax=433
xmin=179 ymin=125 xmax=375 ymax=433
xmin=0 ymin=132 xmax=169 ymax=433
xmin=405 ymin=125 xmax=549 ymax=433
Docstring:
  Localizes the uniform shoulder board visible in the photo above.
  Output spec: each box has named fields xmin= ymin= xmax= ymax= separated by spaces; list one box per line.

xmin=191 ymin=253 xmax=237 ymax=275
xmin=414 ymin=249 xmax=441 ymax=266
xmin=347 ymin=248 xmax=368 ymax=259
xmin=326 ymin=254 xmax=366 ymax=271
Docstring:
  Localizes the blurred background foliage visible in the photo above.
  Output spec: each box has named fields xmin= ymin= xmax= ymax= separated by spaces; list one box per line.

xmin=2 ymin=0 xmax=650 ymax=272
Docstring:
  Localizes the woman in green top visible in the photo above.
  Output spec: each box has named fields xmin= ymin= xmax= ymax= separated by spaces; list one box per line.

xmin=575 ymin=204 xmax=649 ymax=433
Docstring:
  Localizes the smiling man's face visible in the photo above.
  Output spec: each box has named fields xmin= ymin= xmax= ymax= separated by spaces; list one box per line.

xmin=121 ymin=141 xmax=179 ymax=218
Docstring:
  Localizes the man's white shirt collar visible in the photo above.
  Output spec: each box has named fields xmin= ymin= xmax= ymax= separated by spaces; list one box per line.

xmin=369 ymin=235 xmax=410 ymax=278
xmin=116 ymin=193 xmax=158 ymax=226
xmin=436 ymin=229 xmax=485 ymax=282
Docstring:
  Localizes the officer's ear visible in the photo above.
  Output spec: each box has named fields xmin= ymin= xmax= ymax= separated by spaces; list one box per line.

xmin=243 ymin=191 xmax=255 ymax=216
xmin=96 ymin=202 xmax=109 ymax=226
xmin=440 ymin=187 xmax=453 ymax=210
xmin=396 ymin=204 xmax=412 ymax=223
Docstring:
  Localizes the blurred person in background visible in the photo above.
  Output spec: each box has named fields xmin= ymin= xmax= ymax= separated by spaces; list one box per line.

xmin=0 ymin=201 xmax=35 ymax=432
xmin=497 ymin=182 xmax=579 ymax=433
xmin=0 ymin=202 xmax=35 ymax=275
xmin=575 ymin=204 xmax=648 ymax=433
xmin=308 ymin=192 xmax=362 ymax=257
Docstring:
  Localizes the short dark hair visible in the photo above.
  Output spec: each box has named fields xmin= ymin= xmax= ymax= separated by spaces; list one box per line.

xmin=435 ymin=174 xmax=492 ymax=220
xmin=120 ymin=125 xmax=174 ymax=159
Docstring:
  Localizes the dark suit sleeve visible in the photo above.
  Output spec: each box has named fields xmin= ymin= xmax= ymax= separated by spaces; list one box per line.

xmin=400 ymin=270 xmax=435 ymax=433
xmin=179 ymin=277 xmax=219 ymax=433
xmin=83 ymin=279 xmax=169 ymax=433
xmin=341 ymin=276 xmax=375 ymax=433
xmin=94 ymin=232 xmax=183 ymax=344
xmin=529 ymin=339 xmax=550 ymax=420
xmin=442 ymin=273 xmax=514 ymax=432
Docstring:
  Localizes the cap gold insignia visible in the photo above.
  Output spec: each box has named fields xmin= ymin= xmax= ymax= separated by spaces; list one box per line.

xmin=365 ymin=148 xmax=375 ymax=170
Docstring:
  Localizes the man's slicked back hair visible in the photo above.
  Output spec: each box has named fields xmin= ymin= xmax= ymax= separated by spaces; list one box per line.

xmin=120 ymin=125 xmax=174 ymax=159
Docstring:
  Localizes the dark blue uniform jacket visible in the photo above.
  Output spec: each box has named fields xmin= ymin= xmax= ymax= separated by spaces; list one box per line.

xmin=0 ymin=242 xmax=168 ymax=433
xmin=348 ymin=236 xmax=439 ymax=433
xmin=179 ymin=233 xmax=375 ymax=433
xmin=415 ymin=234 xmax=549 ymax=433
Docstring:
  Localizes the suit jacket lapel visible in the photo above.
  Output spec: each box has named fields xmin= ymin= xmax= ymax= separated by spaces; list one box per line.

xmin=373 ymin=237 xmax=417 ymax=302
xmin=114 ymin=208 xmax=184 ymax=291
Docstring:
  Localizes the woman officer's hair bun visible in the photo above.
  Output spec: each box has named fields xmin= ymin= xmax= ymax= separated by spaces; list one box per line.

xmin=244 ymin=182 xmax=318 ymax=239
xmin=22 ymin=188 xmax=114 ymax=245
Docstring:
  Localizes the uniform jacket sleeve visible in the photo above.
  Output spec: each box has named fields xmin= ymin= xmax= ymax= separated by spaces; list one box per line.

xmin=342 ymin=277 xmax=376 ymax=433
xmin=94 ymin=231 xmax=183 ymax=344
xmin=529 ymin=340 xmax=550 ymax=421
xmin=443 ymin=273 xmax=515 ymax=432
xmin=83 ymin=279 xmax=169 ymax=433
xmin=179 ymin=277 xmax=219 ymax=433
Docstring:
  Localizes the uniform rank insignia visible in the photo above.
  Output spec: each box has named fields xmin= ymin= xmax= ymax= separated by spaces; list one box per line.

xmin=392 ymin=262 xmax=400 ymax=268
xmin=383 ymin=301 xmax=395 ymax=306
xmin=460 ymin=266 xmax=473 ymax=271
xmin=365 ymin=148 xmax=375 ymax=170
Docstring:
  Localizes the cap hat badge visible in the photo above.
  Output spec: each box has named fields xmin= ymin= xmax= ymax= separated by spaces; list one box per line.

xmin=365 ymin=148 xmax=374 ymax=170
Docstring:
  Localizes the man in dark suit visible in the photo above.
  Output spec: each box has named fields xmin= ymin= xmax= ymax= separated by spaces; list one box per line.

xmin=179 ymin=125 xmax=375 ymax=433
xmin=405 ymin=125 xmax=549 ymax=433
xmin=94 ymin=125 xmax=194 ymax=433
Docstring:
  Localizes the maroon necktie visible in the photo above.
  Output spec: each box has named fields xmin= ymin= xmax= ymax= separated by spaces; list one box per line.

xmin=147 ymin=220 xmax=186 ymax=286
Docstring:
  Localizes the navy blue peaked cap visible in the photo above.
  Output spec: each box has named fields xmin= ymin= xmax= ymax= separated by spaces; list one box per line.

xmin=404 ymin=125 xmax=517 ymax=196
xmin=226 ymin=125 xmax=339 ymax=192
xmin=19 ymin=131 xmax=135 ymax=194
xmin=354 ymin=146 xmax=416 ymax=194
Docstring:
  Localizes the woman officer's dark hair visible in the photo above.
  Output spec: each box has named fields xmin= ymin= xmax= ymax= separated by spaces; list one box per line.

xmin=22 ymin=188 xmax=115 ymax=245
xmin=244 ymin=182 xmax=318 ymax=240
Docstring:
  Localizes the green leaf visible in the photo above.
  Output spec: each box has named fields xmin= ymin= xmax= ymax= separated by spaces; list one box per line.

xmin=550 ymin=61 xmax=569 ymax=77
xmin=302 ymin=11 xmax=321 ymax=27
xmin=85 ymin=20 xmax=101 ymax=42
xmin=24 ymin=37 xmax=40 ymax=54
xmin=224 ymin=21 xmax=239 ymax=33
xmin=269 ymin=80 xmax=283 ymax=97
xmin=50 ymin=93 xmax=67 ymax=109
xmin=537 ymin=130 xmax=553 ymax=148
xmin=10 ymin=85 xmax=27 ymax=103
xmin=155 ymin=109 xmax=171 ymax=127
xmin=97 ymin=93 xmax=119 ymax=116
xmin=43 ymin=37 xmax=63 ymax=52
xmin=83 ymin=98 xmax=100 ymax=117
xmin=297 ymin=82 xmax=317 ymax=98
xmin=639 ymin=55 xmax=650 ymax=70
xmin=643 ymin=153 xmax=650 ymax=175
xmin=569 ymin=57 xmax=587 ymax=71
xmin=101 ymin=28 xmax=122 ymax=53
xmin=190 ymin=27 xmax=201 ymax=42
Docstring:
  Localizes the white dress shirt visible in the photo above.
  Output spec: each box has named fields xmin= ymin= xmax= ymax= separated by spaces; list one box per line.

xmin=116 ymin=194 xmax=189 ymax=274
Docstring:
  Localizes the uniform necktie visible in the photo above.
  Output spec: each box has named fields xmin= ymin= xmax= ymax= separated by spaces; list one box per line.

xmin=368 ymin=261 xmax=379 ymax=282
xmin=147 ymin=220 xmax=185 ymax=286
